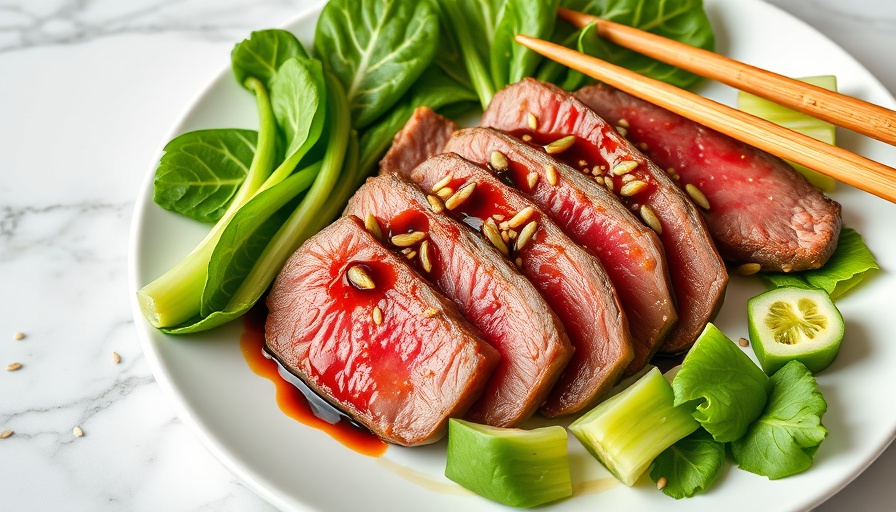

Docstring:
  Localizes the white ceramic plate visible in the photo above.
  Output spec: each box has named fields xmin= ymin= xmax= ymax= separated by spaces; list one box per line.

xmin=129 ymin=0 xmax=896 ymax=510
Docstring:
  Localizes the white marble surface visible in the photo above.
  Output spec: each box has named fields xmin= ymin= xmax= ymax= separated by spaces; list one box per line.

xmin=1 ymin=0 xmax=894 ymax=510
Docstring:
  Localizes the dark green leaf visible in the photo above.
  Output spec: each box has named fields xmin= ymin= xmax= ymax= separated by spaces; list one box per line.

xmin=315 ymin=0 xmax=439 ymax=129
xmin=232 ymin=29 xmax=308 ymax=89
xmin=491 ymin=0 xmax=560 ymax=88
xmin=731 ymin=360 xmax=828 ymax=479
xmin=200 ymin=167 xmax=317 ymax=316
xmin=152 ymin=129 xmax=257 ymax=223
xmin=649 ymin=429 xmax=725 ymax=499
xmin=560 ymin=0 xmax=715 ymax=88
xmin=761 ymin=227 xmax=879 ymax=298
xmin=673 ymin=323 xmax=769 ymax=442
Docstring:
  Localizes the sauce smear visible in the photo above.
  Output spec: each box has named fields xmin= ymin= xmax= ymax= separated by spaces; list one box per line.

xmin=240 ymin=306 xmax=387 ymax=457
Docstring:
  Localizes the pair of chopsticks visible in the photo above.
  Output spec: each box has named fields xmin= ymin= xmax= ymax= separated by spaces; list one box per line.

xmin=514 ymin=8 xmax=896 ymax=204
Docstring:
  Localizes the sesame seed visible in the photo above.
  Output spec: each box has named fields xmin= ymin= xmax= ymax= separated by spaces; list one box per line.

xmin=6 ymin=363 xmax=22 ymax=372
xmin=482 ymin=221 xmax=509 ymax=256
xmin=420 ymin=240 xmax=433 ymax=273
xmin=640 ymin=205 xmax=662 ymax=234
xmin=424 ymin=308 xmax=440 ymax=318
xmin=426 ymin=194 xmax=445 ymax=213
xmin=612 ymin=161 xmax=638 ymax=175
xmin=490 ymin=151 xmax=509 ymax=171
xmin=735 ymin=262 xmax=761 ymax=276
xmin=372 ymin=306 xmax=383 ymax=325
xmin=526 ymin=171 xmax=539 ymax=189
xmin=13 ymin=332 xmax=25 ymax=341
xmin=578 ymin=159 xmax=588 ymax=168
xmin=620 ymin=180 xmax=648 ymax=196
xmin=507 ymin=206 xmax=535 ymax=229
xmin=738 ymin=337 xmax=750 ymax=347
xmin=544 ymin=136 xmax=576 ymax=154
xmin=685 ymin=183 xmax=711 ymax=210
xmin=594 ymin=176 xmax=605 ymax=186
xmin=112 ymin=352 xmax=121 ymax=364
xmin=591 ymin=166 xmax=603 ymax=176
xmin=528 ymin=112 xmax=538 ymax=131
xmin=546 ymin=164 xmax=559 ymax=186
xmin=431 ymin=173 xmax=453 ymax=194
xmin=436 ymin=187 xmax=454 ymax=200
xmin=347 ymin=265 xmax=376 ymax=290
xmin=73 ymin=426 xmax=84 ymax=437
xmin=499 ymin=220 xmax=510 ymax=230
xmin=508 ymin=229 xmax=517 ymax=239
xmin=492 ymin=214 xmax=505 ymax=221
xmin=391 ymin=231 xmax=427 ymax=247
xmin=617 ymin=118 xmax=630 ymax=128
xmin=501 ymin=230 xmax=510 ymax=243
xmin=616 ymin=126 xmax=628 ymax=137
xmin=638 ymin=142 xmax=649 ymax=151
xmin=604 ymin=176 xmax=614 ymax=192
xmin=0 ymin=430 xmax=12 ymax=439
xmin=445 ymin=182 xmax=477 ymax=210
xmin=404 ymin=250 xmax=417 ymax=259
xmin=656 ymin=477 xmax=667 ymax=490
xmin=515 ymin=258 xmax=523 ymax=267
xmin=516 ymin=221 xmax=538 ymax=251
xmin=364 ymin=213 xmax=383 ymax=241
xmin=621 ymin=174 xmax=636 ymax=183
xmin=522 ymin=134 xmax=533 ymax=142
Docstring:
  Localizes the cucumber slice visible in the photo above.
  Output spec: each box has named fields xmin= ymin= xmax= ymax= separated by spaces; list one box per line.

xmin=445 ymin=419 xmax=572 ymax=507
xmin=738 ymin=75 xmax=838 ymax=191
xmin=748 ymin=287 xmax=844 ymax=374
xmin=569 ymin=367 xmax=699 ymax=486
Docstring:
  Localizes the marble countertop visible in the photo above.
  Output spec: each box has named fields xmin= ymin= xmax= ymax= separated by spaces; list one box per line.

xmin=1 ymin=0 xmax=894 ymax=510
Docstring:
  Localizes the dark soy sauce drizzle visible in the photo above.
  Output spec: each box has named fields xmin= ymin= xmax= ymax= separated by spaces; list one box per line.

xmin=240 ymin=305 xmax=387 ymax=457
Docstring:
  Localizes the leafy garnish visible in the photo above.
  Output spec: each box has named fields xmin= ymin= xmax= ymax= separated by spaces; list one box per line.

xmin=315 ymin=0 xmax=439 ymax=129
xmin=762 ymin=227 xmax=879 ymax=298
xmin=231 ymin=29 xmax=309 ymax=88
xmin=649 ymin=429 xmax=725 ymax=499
xmin=152 ymin=129 xmax=257 ymax=223
xmin=731 ymin=360 xmax=828 ymax=479
xmin=560 ymin=0 xmax=715 ymax=88
xmin=673 ymin=323 xmax=769 ymax=442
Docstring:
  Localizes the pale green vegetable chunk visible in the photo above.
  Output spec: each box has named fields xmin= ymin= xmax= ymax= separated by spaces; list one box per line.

xmin=445 ymin=419 xmax=571 ymax=508
xmin=738 ymin=75 xmax=838 ymax=190
xmin=569 ymin=367 xmax=699 ymax=486
xmin=748 ymin=287 xmax=844 ymax=374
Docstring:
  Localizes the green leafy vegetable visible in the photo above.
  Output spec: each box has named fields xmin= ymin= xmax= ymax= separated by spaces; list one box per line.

xmin=314 ymin=0 xmax=439 ymax=129
xmin=490 ymin=0 xmax=560 ymax=88
xmin=445 ymin=419 xmax=572 ymax=508
xmin=762 ymin=227 xmax=879 ymax=298
xmin=649 ymin=429 xmax=725 ymax=499
xmin=152 ymin=129 xmax=258 ymax=223
xmin=231 ymin=29 xmax=309 ymax=88
xmin=731 ymin=360 xmax=828 ymax=479
xmin=560 ymin=0 xmax=715 ymax=88
xmin=673 ymin=323 xmax=769 ymax=442
xmin=570 ymin=367 xmax=700 ymax=486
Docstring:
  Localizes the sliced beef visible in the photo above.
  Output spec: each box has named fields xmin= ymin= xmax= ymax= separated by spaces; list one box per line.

xmin=379 ymin=106 xmax=457 ymax=176
xmin=483 ymin=78 xmax=727 ymax=354
xmin=445 ymin=128 xmax=674 ymax=374
xmin=399 ymin=153 xmax=632 ymax=416
xmin=265 ymin=215 xmax=499 ymax=446
xmin=575 ymin=83 xmax=842 ymax=272
xmin=344 ymin=174 xmax=573 ymax=427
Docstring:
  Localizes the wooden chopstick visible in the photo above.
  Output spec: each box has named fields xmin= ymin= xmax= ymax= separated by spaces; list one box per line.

xmin=514 ymin=34 xmax=896 ymax=204
xmin=557 ymin=7 xmax=896 ymax=148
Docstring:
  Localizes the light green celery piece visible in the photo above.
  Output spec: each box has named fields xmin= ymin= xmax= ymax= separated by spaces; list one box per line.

xmin=445 ymin=419 xmax=571 ymax=508
xmin=761 ymin=227 xmax=879 ymax=299
xmin=672 ymin=323 xmax=769 ymax=443
xmin=570 ymin=367 xmax=700 ymax=486
xmin=738 ymin=76 xmax=838 ymax=190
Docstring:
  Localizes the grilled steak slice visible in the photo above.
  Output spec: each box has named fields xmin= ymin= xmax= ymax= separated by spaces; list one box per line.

xmin=379 ymin=106 xmax=457 ymax=176
xmin=265 ymin=215 xmax=499 ymax=446
xmin=576 ymin=83 xmax=842 ymax=272
xmin=483 ymin=79 xmax=727 ymax=354
xmin=400 ymin=153 xmax=632 ymax=415
xmin=445 ymin=128 xmax=675 ymax=375
xmin=345 ymin=174 xmax=573 ymax=427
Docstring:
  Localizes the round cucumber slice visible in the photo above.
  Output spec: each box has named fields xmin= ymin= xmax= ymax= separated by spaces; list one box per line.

xmin=747 ymin=287 xmax=844 ymax=375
